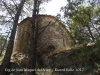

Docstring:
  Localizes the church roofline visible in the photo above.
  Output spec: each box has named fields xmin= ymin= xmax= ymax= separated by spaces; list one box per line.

xmin=18 ymin=14 xmax=75 ymax=43
xmin=18 ymin=14 xmax=68 ymax=32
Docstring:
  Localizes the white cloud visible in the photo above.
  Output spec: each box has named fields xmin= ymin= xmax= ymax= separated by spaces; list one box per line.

xmin=40 ymin=0 xmax=67 ymax=16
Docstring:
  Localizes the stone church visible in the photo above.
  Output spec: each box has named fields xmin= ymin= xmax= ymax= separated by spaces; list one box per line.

xmin=11 ymin=15 xmax=74 ymax=67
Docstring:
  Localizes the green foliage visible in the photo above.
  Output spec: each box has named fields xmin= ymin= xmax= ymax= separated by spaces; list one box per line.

xmin=0 ymin=36 xmax=6 ymax=49
xmin=0 ymin=50 xmax=6 ymax=64
xmin=61 ymin=0 xmax=100 ymax=44
xmin=95 ymin=40 xmax=100 ymax=47
xmin=77 ymin=41 xmax=100 ymax=72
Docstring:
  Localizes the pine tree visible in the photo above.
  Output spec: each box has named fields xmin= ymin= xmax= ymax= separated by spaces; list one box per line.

xmin=0 ymin=0 xmax=25 ymax=75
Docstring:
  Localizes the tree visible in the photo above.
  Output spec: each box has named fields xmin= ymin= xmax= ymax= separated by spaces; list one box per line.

xmin=27 ymin=0 xmax=51 ymax=75
xmin=27 ymin=0 xmax=39 ymax=75
xmin=61 ymin=0 xmax=100 ymax=44
xmin=0 ymin=0 xmax=52 ymax=75
xmin=0 ymin=0 xmax=25 ymax=75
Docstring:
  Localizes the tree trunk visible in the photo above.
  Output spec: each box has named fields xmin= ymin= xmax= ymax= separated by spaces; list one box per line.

xmin=27 ymin=0 xmax=39 ymax=75
xmin=87 ymin=10 xmax=95 ymax=41
xmin=0 ymin=0 xmax=25 ymax=75
xmin=87 ymin=25 xmax=94 ymax=41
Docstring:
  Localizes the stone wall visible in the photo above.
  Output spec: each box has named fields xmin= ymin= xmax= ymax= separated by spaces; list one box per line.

xmin=11 ymin=15 xmax=74 ymax=67
xmin=12 ymin=15 xmax=73 ymax=55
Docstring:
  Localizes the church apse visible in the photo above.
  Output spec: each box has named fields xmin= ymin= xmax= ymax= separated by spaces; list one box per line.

xmin=11 ymin=15 xmax=74 ymax=63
